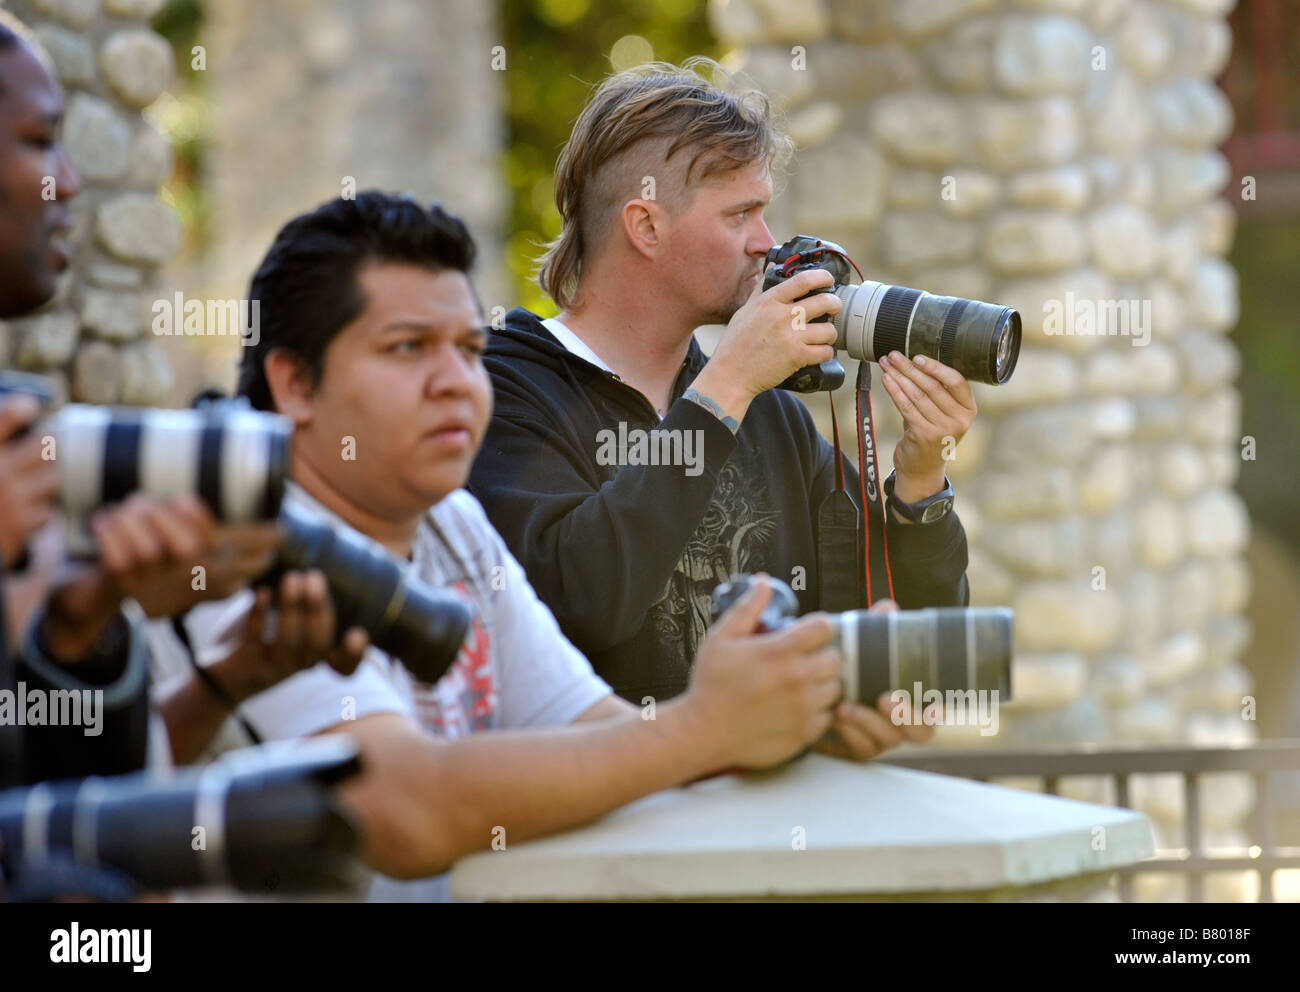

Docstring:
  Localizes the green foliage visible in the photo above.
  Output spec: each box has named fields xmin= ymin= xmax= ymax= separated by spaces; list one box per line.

xmin=150 ymin=0 xmax=209 ymax=258
xmin=1229 ymin=215 xmax=1300 ymax=550
xmin=498 ymin=0 xmax=717 ymax=315
xmin=152 ymin=0 xmax=202 ymax=46
xmin=148 ymin=0 xmax=715 ymax=304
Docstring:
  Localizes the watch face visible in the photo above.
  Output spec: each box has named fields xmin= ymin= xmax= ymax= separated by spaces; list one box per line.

xmin=921 ymin=498 xmax=952 ymax=523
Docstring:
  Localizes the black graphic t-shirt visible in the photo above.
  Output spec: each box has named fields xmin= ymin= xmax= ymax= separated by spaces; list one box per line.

xmin=468 ymin=308 xmax=970 ymax=703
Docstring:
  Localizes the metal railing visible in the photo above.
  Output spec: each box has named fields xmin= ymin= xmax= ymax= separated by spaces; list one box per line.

xmin=881 ymin=740 xmax=1300 ymax=902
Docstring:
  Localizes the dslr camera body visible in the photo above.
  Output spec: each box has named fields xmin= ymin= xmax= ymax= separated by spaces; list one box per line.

xmin=763 ymin=235 xmax=1023 ymax=392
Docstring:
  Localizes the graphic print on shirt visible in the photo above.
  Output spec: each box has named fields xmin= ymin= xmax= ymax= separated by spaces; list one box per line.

xmin=645 ymin=450 xmax=779 ymax=670
xmin=412 ymin=580 xmax=496 ymax=738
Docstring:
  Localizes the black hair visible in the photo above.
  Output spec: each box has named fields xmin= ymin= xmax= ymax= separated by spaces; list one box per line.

xmin=237 ymin=191 xmax=478 ymax=411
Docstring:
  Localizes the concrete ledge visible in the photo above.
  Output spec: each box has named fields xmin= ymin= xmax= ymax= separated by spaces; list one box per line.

xmin=634 ymin=869 xmax=1122 ymax=903
xmin=451 ymin=754 xmax=1154 ymax=901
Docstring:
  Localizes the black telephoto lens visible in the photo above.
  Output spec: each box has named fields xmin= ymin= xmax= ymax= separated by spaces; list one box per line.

xmin=274 ymin=501 xmax=472 ymax=685
xmin=835 ymin=284 xmax=1022 ymax=386
xmin=763 ymin=235 xmax=1022 ymax=390
xmin=0 ymin=738 xmax=362 ymax=897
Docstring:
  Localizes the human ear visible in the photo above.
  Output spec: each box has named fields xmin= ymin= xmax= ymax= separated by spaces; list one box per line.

xmin=263 ymin=348 xmax=316 ymax=428
xmin=620 ymin=198 xmax=662 ymax=260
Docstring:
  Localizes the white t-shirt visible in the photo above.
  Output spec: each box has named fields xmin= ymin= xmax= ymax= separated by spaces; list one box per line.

xmin=541 ymin=316 xmax=613 ymax=373
xmin=147 ymin=483 xmax=612 ymax=899
xmin=542 ymin=317 xmax=667 ymax=423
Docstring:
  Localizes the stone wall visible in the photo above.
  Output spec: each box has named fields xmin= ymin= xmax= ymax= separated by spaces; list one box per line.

xmin=0 ymin=0 xmax=510 ymax=405
xmin=200 ymin=0 xmax=508 ymax=359
xmin=0 ymin=0 xmax=178 ymax=406
xmin=710 ymin=0 xmax=1253 ymax=900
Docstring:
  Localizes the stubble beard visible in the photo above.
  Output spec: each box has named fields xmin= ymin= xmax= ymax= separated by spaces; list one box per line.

xmin=700 ymin=279 xmax=755 ymax=327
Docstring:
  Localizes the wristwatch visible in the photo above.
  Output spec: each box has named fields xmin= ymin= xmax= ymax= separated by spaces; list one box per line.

xmin=884 ymin=470 xmax=954 ymax=524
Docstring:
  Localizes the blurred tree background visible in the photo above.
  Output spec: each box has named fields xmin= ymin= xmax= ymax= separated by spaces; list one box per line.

xmin=150 ymin=0 xmax=208 ymax=258
xmin=495 ymin=0 xmax=717 ymax=315
xmin=1228 ymin=217 xmax=1300 ymax=552
xmin=146 ymin=0 xmax=1298 ymax=557
xmin=150 ymin=0 xmax=717 ymax=317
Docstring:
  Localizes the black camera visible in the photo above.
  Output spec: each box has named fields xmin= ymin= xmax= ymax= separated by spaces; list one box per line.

xmin=710 ymin=575 xmax=1012 ymax=705
xmin=0 ymin=737 xmax=363 ymax=901
xmin=269 ymin=501 xmax=472 ymax=686
xmin=763 ymin=235 xmax=1022 ymax=391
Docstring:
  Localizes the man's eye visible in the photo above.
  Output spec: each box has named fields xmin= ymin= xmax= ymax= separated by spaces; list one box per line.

xmin=27 ymin=135 xmax=55 ymax=150
xmin=460 ymin=341 xmax=486 ymax=360
xmin=389 ymin=339 xmax=422 ymax=354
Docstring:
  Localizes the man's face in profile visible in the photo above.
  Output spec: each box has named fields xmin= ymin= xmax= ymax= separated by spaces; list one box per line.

xmin=658 ymin=157 xmax=777 ymax=327
xmin=0 ymin=39 xmax=80 ymax=318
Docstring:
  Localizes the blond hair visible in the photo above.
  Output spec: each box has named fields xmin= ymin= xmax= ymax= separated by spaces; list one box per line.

xmin=537 ymin=57 xmax=792 ymax=310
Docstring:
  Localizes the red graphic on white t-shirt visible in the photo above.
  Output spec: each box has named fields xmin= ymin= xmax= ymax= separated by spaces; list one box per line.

xmin=413 ymin=581 xmax=497 ymax=738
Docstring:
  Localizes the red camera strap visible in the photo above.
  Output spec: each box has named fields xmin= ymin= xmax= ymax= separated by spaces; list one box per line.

xmin=809 ymin=238 xmax=894 ymax=608
xmin=823 ymin=364 xmax=895 ymax=608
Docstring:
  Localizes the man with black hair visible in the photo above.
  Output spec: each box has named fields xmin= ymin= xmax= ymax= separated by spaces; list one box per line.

xmin=149 ymin=190 xmax=849 ymax=898
xmin=0 ymin=12 xmax=78 ymax=318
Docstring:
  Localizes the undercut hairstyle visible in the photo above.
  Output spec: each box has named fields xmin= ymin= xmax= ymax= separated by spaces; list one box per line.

xmin=538 ymin=56 xmax=793 ymax=310
xmin=237 ymin=191 xmax=477 ymax=412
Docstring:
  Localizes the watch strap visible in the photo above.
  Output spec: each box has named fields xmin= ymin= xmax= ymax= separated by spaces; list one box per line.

xmin=885 ymin=470 xmax=954 ymax=524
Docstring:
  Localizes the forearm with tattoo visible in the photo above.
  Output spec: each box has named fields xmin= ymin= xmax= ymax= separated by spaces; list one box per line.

xmin=683 ymin=388 xmax=740 ymax=434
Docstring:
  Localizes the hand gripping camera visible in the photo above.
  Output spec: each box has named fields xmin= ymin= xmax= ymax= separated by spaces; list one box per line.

xmin=763 ymin=235 xmax=1022 ymax=392
xmin=0 ymin=373 xmax=471 ymax=685
xmin=710 ymin=575 xmax=1012 ymax=706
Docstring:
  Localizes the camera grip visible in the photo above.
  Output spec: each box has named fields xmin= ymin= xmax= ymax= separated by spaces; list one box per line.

xmin=778 ymin=358 xmax=845 ymax=393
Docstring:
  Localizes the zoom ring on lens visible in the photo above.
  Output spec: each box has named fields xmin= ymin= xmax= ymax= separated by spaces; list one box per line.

xmin=938 ymin=298 xmax=969 ymax=370
xmin=873 ymin=286 xmax=921 ymax=361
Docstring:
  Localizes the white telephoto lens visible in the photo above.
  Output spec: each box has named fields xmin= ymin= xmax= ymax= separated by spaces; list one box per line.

xmin=139 ymin=409 xmax=203 ymax=502
xmin=47 ymin=403 xmax=110 ymax=521
xmin=220 ymin=409 xmax=291 ymax=521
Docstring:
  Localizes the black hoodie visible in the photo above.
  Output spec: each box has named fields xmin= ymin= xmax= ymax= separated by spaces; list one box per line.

xmin=468 ymin=308 xmax=970 ymax=703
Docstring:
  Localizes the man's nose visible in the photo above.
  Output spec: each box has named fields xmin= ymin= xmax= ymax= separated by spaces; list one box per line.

xmin=750 ymin=219 xmax=776 ymax=257
xmin=426 ymin=344 xmax=477 ymax=396
xmin=55 ymin=145 xmax=82 ymax=201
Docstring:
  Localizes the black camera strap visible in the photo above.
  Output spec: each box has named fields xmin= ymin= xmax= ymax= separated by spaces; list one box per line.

xmin=817 ymin=394 xmax=860 ymax=614
xmin=171 ymin=612 xmax=263 ymax=747
xmin=855 ymin=362 xmax=895 ymax=606
xmin=817 ymin=363 xmax=895 ymax=611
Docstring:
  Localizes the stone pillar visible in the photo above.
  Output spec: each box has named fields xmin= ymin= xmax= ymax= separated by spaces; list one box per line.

xmin=710 ymin=0 xmax=1251 ymax=900
xmin=200 ymin=0 xmax=508 ymax=354
xmin=1 ymin=0 xmax=179 ymax=406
